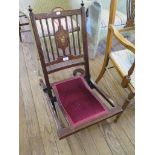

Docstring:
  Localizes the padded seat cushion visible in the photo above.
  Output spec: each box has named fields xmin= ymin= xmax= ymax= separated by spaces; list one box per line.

xmin=110 ymin=49 xmax=135 ymax=87
xmin=52 ymin=76 xmax=109 ymax=128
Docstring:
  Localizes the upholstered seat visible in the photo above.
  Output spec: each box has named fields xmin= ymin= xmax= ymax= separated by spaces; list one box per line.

xmin=110 ymin=49 xmax=135 ymax=87
xmin=52 ymin=76 xmax=109 ymax=128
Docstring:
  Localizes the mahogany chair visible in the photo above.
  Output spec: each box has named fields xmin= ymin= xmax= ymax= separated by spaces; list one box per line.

xmin=29 ymin=2 xmax=122 ymax=139
xmin=95 ymin=0 xmax=135 ymax=122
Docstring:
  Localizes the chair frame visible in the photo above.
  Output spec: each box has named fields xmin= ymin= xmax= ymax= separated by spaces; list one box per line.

xmin=95 ymin=0 xmax=135 ymax=122
xmin=126 ymin=0 xmax=135 ymax=27
xmin=19 ymin=11 xmax=30 ymax=42
xmin=29 ymin=2 xmax=122 ymax=139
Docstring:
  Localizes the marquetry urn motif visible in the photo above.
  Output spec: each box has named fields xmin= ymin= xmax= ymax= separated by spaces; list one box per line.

xmin=55 ymin=25 xmax=69 ymax=51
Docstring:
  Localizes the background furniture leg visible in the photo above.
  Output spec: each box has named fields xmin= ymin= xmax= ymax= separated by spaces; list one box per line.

xmin=19 ymin=26 xmax=22 ymax=42
xmin=114 ymin=92 xmax=135 ymax=122
xmin=95 ymin=56 xmax=109 ymax=83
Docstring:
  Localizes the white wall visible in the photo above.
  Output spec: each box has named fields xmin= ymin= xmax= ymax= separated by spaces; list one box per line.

xmin=19 ymin=0 xmax=127 ymax=14
xmin=19 ymin=0 xmax=71 ymax=14
xmin=69 ymin=0 xmax=126 ymax=14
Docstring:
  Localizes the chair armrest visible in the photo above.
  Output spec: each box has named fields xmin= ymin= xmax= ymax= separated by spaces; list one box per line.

xmin=109 ymin=24 xmax=135 ymax=53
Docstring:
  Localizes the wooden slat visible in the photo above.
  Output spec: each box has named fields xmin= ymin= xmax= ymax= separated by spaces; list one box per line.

xmin=70 ymin=15 xmax=76 ymax=55
xmin=39 ymin=19 xmax=50 ymax=62
xmin=76 ymin=14 xmax=81 ymax=54
xmin=58 ymin=17 xmax=66 ymax=56
xmin=45 ymin=18 xmax=55 ymax=60
xmin=51 ymin=18 xmax=60 ymax=57
xmin=65 ymin=16 xmax=72 ymax=55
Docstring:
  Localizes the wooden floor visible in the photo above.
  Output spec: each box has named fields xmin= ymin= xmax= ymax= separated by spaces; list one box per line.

xmin=19 ymin=27 xmax=135 ymax=155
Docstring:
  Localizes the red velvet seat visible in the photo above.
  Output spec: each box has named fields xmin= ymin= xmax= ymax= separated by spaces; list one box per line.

xmin=53 ymin=76 xmax=109 ymax=128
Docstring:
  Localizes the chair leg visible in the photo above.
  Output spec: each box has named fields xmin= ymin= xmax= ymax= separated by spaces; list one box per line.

xmin=19 ymin=26 xmax=22 ymax=42
xmin=95 ymin=56 xmax=109 ymax=83
xmin=114 ymin=92 xmax=135 ymax=122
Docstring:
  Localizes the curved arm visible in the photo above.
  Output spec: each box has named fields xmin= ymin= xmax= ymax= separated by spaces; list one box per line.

xmin=109 ymin=24 xmax=135 ymax=53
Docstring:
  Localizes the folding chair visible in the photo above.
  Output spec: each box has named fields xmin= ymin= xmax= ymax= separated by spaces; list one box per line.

xmin=29 ymin=2 xmax=122 ymax=139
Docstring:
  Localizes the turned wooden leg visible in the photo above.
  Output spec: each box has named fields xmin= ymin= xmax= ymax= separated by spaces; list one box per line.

xmin=114 ymin=92 xmax=135 ymax=122
xmin=95 ymin=56 xmax=109 ymax=83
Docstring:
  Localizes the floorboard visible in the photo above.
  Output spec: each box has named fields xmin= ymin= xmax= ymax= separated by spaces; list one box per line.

xmin=20 ymin=44 xmax=46 ymax=155
xmin=19 ymin=85 xmax=32 ymax=155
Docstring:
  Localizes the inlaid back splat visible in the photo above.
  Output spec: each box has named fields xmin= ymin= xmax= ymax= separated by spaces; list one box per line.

xmin=55 ymin=25 xmax=69 ymax=56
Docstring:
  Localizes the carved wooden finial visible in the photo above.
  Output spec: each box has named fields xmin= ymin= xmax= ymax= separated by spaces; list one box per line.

xmin=81 ymin=0 xmax=84 ymax=7
xmin=28 ymin=5 xmax=32 ymax=13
